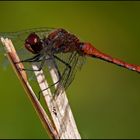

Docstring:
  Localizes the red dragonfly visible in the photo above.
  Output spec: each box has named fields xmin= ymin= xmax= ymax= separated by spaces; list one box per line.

xmin=1 ymin=27 xmax=140 ymax=95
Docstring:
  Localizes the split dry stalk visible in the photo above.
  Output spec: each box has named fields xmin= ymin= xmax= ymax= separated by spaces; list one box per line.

xmin=1 ymin=37 xmax=81 ymax=139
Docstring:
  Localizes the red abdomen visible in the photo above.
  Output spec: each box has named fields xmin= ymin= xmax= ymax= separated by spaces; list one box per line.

xmin=81 ymin=42 xmax=140 ymax=73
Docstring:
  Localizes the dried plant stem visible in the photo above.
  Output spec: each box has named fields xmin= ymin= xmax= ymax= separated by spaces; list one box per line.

xmin=0 ymin=37 xmax=58 ymax=139
xmin=1 ymin=37 xmax=81 ymax=139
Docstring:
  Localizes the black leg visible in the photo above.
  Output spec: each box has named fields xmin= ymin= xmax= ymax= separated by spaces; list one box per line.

xmin=53 ymin=55 xmax=72 ymax=88
xmin=37 ymin=78 xmax=61 ymax=100
xmin=37 ymin=59 xmax=62 ymax=100
xmin=38 ymin=55 xmax=72 ymax=100
xmin=15 ymin=54 xmax=42 ymax=64
xmin=21 ymin=58 xmax=46 ymax=72
xmin=50 ymin=55 xmax=72 ymax=95
xmin=53 ymin=55 xmax=71 ymax=70
xmin=17 ymin=56 xmax=52 ymax=72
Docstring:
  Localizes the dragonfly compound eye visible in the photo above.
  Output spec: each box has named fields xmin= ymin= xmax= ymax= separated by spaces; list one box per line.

xmin=25 ymin=33 xmax=43 ymax=54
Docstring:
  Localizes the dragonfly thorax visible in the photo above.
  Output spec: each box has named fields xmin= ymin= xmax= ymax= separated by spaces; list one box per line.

xmin=46 ymin=28 xmax=80 ymax=54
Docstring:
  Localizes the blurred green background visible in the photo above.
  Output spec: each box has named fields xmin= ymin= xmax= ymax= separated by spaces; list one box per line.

xmin=0 ymin=1 xmax=140 ymax=139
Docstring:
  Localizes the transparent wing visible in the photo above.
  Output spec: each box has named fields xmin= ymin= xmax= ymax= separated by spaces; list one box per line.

xmin=54 ymin=51 xmax=86 ymax=94
xmin=0 ymin=27 xmax=56 ymax=60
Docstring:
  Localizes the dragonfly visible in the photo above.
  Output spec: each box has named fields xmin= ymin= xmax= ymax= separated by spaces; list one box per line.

xmin=0 ymin=27 xmax=140 ymax=97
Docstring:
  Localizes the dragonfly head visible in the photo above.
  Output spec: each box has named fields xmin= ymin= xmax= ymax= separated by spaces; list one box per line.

xmin=25 ymin=33 xmax=43 ymax=54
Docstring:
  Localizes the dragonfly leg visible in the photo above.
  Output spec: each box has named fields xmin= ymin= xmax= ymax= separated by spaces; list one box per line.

xmin=38 ymin=55 xmax=72 ymax=100
xmin=53 ymin=55 xmax=72 ymax=85
xmin=15 ymin=54 xmax=42 ymax=63
xmin=53 ymin=55 xmax=72 ymax=95
xmin=17 ymin=56 xmax=51 ymax=72
xmin=37 ymin=78 xmax=61 ymax=100
xmin=53 ymin=55 xmax=71 ymax=70
xmin=22 ymin=58 xmax=46 ymax=72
